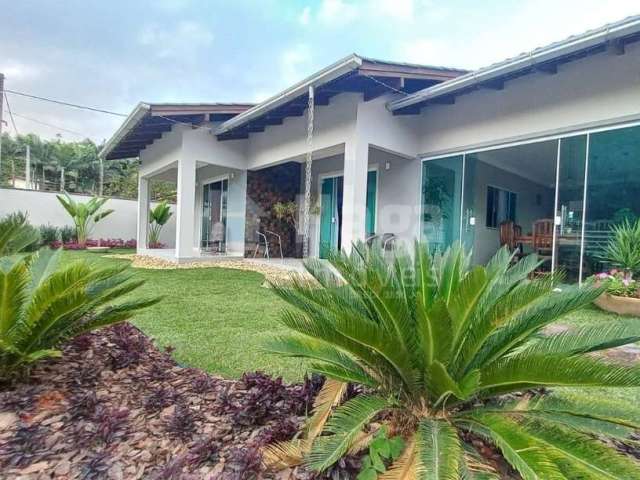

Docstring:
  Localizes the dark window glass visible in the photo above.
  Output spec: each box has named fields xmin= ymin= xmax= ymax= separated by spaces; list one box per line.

xmin=486 ymin=186 xmax=516 ymax=228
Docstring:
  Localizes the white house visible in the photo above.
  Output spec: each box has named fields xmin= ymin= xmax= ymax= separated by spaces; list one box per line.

xmin=102 ymin=15 xmax=640 ymax=283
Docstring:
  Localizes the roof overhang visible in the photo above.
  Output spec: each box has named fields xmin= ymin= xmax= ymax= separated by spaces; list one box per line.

xmin=214 ymin=54 xmax=467 ymax=140
xmin=101 ymin=103 xmax=254 ymax=160
xmin=388 ymin=14 xmax=640 ymax=114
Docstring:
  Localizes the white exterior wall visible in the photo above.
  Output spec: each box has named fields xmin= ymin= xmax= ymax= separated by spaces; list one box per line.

xmin=246 ymin=93 xmax=358 ymax=169
xmin=0 ymin=187 xmax=176 ymax=246
xmin=416 ymin=43 xmax=640 ymax=156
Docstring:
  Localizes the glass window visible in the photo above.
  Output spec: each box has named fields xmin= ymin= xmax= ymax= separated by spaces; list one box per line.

xmin=421 ymin=156 xmax=463 ymax=251
xmin=584 ymin=125 xmax=640 ymax=277
xmin=486 ymin=186 xmax=516 ymax=228
xmin=554 ymin=135 xmax=586 ymax=283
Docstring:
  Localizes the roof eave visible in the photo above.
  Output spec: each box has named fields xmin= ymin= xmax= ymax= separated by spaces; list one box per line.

xmin=215 ymin=54 xmax=364 ymax=135
xmin=100 ymin=102 xmax=150 ymax=159
xmin=388 ymin=15 xmax=640 ymax=111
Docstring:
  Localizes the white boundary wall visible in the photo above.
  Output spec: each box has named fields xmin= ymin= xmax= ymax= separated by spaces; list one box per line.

xmin=0 ymin=187 xmax=176 ymax=247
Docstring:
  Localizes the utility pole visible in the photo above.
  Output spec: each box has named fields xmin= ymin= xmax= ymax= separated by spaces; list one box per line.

xmin=0 ymin=73 xmax=4 ymax=184
xmin=25 ymin=144 xmax=31 ymax=189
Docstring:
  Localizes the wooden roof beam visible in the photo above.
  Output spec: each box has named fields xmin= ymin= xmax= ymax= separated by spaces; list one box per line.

xmin=479 ymin=79 xmax=505 ymax=90
xmin=535 ymin=63 xmax=558 ymax=75
xmin=607 ymin=39 xmax=626 ymax=55
xmin=392 ymin=105 xmax=422 ymax=116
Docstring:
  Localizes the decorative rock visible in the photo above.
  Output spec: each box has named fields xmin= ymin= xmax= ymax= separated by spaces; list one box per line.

xmin=0 ymin=412 xmax=18 ymax=430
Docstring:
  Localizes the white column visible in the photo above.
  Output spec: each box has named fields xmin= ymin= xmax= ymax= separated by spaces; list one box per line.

xmin=137 ymin=176 xmax=150 ymax=252
xmin=341 ymin=139 xmax=369 ymax=253
xmin=175 ymin=157 xmax=197 ymax=259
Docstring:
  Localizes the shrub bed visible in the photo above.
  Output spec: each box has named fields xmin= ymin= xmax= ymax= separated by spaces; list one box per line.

xmin=0 ymin=324 xmax=320 ymax=479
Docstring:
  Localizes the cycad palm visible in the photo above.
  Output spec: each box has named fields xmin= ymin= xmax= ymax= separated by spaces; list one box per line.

xmin=0 ymin=248 xmax=159 ymax=381
xmin=265 ymin=242 xmax=640 ymax=479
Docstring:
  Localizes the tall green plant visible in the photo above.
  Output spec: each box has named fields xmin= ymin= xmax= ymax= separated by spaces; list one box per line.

xmin=264 ymin=243 xmax=640 ymax=478
xmin=148 ymin=201 xmax=173 ymax=247
xmin=56 ymin=192 xmax=114 ymax=247
xmin=601 ymin=218 xmax=640 ymax=279
xmin=0 ymin=248 xmax=159 ymax=381
xmin=0 ymin=212 xmax=40 ymax=255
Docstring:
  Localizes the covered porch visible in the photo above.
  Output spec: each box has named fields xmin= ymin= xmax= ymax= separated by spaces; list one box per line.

xmin=137 ymin=159 xmax=247 ymax=263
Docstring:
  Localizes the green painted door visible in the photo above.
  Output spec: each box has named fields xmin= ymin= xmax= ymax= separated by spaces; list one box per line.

xmin=319 ymin=176 xmax=342 ymax=258
xmin=365 ymin=170 xmax=377 ymax=237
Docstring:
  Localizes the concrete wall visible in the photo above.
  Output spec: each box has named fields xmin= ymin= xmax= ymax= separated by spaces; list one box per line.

xmin=416 ymin=42 xmax=640 ymax=156
xmin=0 ymin=187 xmax=177 ymax=246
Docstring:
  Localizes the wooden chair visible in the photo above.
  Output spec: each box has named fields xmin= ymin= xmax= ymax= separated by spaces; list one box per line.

xmin=499 ymin=220 xmax=523 ymax=262
xmin=533 ymin=219 xmax=554 ymax=272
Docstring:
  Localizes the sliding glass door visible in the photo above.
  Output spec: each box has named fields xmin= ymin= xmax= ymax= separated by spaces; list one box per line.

xmin=201 ymin=179 xmax=228 ymax=253
xmin=421 ymin=156 xmax=463 ymax=252
xmin=583 ymin=125 xmax=640 ymax=277
xmin=420 ymin=123 xmax=640 ymax=283
xmin=554 ymin=135 xmax=587 ymax=283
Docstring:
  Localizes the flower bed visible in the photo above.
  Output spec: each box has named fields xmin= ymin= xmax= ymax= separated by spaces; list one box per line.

xmin=592 ymin=270 xmax=640 ymax=316
xmin=49 ymin=238 xmax=137 ymax=250
xmin=0 ymin=324 xmax=321 ymax=479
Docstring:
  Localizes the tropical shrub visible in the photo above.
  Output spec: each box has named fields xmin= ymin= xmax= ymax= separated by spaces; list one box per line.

xmin=56 ymin=192 xmax=114 ymax=247
xmin=60 ymin=225 xmax=76 ymax=244
xmin=601 ymin=218 xmax=640 ymax=279
xmin=38 ymin=224 xmax=60 ymax=246
xmin=0 ymin=248 xmax=160 ymax=381
xmin=149 ymin=201 xmax=173 ymax=248
xmin=0 ymin=212 xmax=40 ymax=255
xmin=264 ymin=242 xmax=640 ymax=478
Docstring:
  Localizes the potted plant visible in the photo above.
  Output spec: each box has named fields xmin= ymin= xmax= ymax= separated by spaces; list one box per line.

xmin=56 ymin=192 xmax=114 ymax=250
xmin=593 ymin=218 xmax=640 ymax=315
xmin=148 ymin=201 xmax=172 ymax=248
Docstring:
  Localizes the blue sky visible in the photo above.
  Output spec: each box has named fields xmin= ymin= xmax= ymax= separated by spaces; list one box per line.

xmin=1 ymin=0 xmax=638 ymax=142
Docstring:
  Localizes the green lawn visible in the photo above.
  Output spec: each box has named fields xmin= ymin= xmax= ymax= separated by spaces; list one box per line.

xmin=60 ymin=250 xmax=640 ymax=407
xmin=61 ymin=249 xmax=306 ymax=382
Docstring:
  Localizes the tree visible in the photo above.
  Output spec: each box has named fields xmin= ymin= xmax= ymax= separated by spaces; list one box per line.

xmin=264 ymin=243 xmax=640 ymax=478
xmin=56 ymin=192 xmax=114 ymax=247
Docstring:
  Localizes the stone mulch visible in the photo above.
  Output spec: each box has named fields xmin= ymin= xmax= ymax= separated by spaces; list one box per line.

xmin=0 ymin=324 xmax=321 ymax=480
xmin=106 ymin=254 xmax=310 ymax=283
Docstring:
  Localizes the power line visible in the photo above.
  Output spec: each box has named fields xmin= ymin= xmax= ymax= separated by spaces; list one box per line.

xmin=5 ymin=111 xmax=88 ymax=138
xmin=1 ymin=89 xmax=128 ymax=117
xmin=4 ymin=93 xmax=19 ymax=135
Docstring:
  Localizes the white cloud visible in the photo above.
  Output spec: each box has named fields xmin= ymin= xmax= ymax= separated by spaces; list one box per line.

xmin=0 ymin=61 xmax=42 ymax=81
xmin=138 ymin=21 xmax=213 ymax=60
xmin=318 ymin=0 xmax=359 ymax=26
xmin=370 ymin=0 xmax=414 ymax=21
xmin=280 ymin=44 xmax=313 ymax=85
xmin=299 ymin=6 xmax=311 ymax=26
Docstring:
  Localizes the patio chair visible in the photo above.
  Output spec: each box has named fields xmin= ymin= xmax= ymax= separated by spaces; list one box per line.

xmin=265 ymin=230 xmax=284 ymax=261
xmin=211 ymin=222 xmax=226 ymax=254
xmin=365 ymin=233 xmax=396 ymax=251
xmin=252 ymin=231 xmax=270 ymax=259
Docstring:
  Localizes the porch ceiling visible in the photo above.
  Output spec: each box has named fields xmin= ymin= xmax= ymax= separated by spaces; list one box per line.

xmin=103 ymin=103 xmax=254 ymax=161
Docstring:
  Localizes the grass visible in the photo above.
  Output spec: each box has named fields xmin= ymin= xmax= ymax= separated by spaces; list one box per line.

xmin=60 ymin=249 xmax=306 ymax=382
xmin=60 ymin=249 xmax=640 ymax=410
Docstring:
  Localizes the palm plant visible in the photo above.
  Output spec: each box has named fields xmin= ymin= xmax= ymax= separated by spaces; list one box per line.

xmin=264 ymin=242 xmax=640 ymax=478
xmin=0 ymin=247 xmax=159 ymax=381
xmin=56 ymin=192 xmax=114 ymax=247
xmin=601 ymin=218 xmax=640 ymax=279
xmin=0 ymin=212 xmax=40 ymax=255
xmin=148 ymin=201 xmax=173 ymax=248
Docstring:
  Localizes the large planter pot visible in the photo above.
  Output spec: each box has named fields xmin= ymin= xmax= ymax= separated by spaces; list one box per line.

xmin=594 ymin=293 xmax=640 ymax=316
